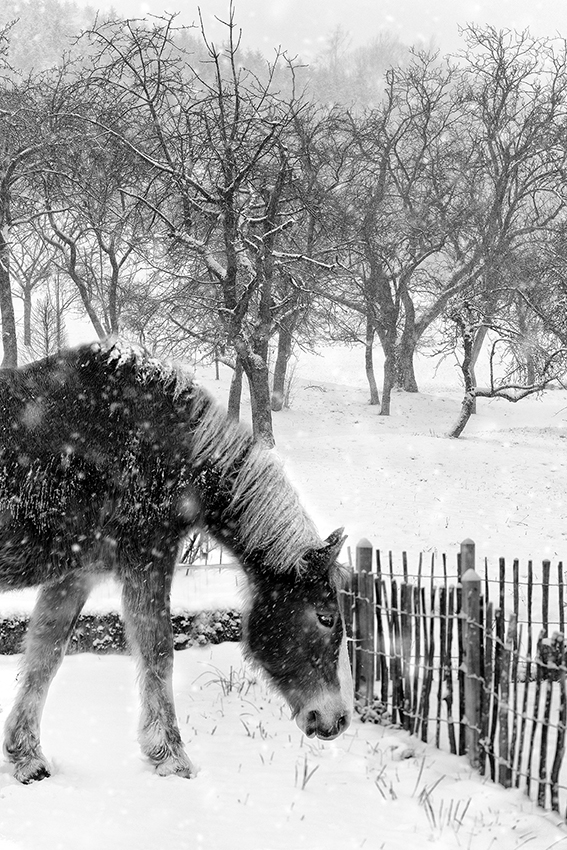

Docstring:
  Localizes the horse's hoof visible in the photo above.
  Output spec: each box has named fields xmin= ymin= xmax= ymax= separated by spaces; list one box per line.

xmin=154 ymin=757 xmax=198 ymax=779
xmin=14 ymin=759 xmax=51 ymax=784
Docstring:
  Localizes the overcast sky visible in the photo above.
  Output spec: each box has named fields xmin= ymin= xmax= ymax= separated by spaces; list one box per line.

xmin=87 ymin=0 xmax=567 ymax=59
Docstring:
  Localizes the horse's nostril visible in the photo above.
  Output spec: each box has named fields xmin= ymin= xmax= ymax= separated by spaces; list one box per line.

xmin=337 ymin=713 xmax=349 ymax=733
xmin=303 ymin=710 xmax=320 ymax=738
xmin=305 ymin=709 xmax=319 ymax=736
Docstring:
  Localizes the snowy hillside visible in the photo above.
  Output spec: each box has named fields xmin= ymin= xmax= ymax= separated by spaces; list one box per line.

xmin=203 ymin=344 xmax=567 ymax=568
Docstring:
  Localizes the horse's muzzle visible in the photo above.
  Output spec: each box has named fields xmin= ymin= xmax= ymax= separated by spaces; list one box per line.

xmin=295 ymin=681 xmax=353 ymax=740
xmin=292 ymin=636 xmax=354 ymax=741
xmin=301 ymin=708 xmax=351 ymax=740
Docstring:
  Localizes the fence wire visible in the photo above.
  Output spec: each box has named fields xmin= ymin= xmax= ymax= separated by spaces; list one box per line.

xmin=345 ymin=542 xmax=567 ymax=818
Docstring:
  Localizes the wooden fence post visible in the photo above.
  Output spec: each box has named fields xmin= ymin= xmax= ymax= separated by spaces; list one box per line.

xmin=461 ymin=539 xmax=482 ymax=770
xmin=355 ymin=538 xmax=375 ymax=706
xmin=499 ymin=613 xmax=515 ymax=789
xmin=342 ymin=564 xmax=355 ymax=673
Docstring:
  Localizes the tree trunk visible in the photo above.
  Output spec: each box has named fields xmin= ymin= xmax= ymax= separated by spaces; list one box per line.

xmin=54 ymin=280 xmax=65 ymax=353
xmin=449 ymin=321 xmax=477 ymax=438
xmin=380 ymin=346 xmax=396 ymax=416
xmin=107 ymin=246 xmax=121 ymax=335
xmin=395 ymin=335 xmax=419 ymax=392
xmin=271 ymin=320 xmax=294 ymax=411
xmin=365 ymin=317 xmax=380 ymax=405
xmin=516 ymin=297 xmax=536 ymax=384
xmin=396 ymin=291 xmax=419 ymax=392
xmin=0 ymin=227 xmax=17 ymax=367
xmin=66 ymin=266 xmax=107 ymax=339
xmin=45 ymin=218 xmax=107 ymax=340
xmin=22 ymin=280 xmax=32 ymax=348
xmin=246 ymin=360 xmax=275 ymax=447
xmin=450 ymin=390 xmax=477 ymax=439
xmin=468 ymin=324 xmax=489 ymax=415
xmin=235 ymin=339 xmax=275 ymax=447
xmin=227 ymin=357 xmax=243 ymax=421
xmin=525 ymin=351 xmax=536 ymax=386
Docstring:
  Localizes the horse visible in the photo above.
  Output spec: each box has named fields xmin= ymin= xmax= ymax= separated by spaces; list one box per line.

xmin=0 ymin=339 xmax=353 ymax=783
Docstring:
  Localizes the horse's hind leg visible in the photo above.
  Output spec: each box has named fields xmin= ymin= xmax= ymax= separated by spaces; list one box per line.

xmin=4 ymin=572 xmax=94 ymax=784
xmin=122 ymin=560 xmax=196 ymax=778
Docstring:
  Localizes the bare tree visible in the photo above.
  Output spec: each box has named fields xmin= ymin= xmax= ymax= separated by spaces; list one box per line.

xmin=73 ymin=10 xmax=331 ymax=446
xmin=448 ymin=305 xmax=567 ymax=438
xmin=440 ymin=25 xmax=567 ymax=385
xmin=308 ymin=29 xmax=567 ymax=416
xmin=0 ymin=27 xmax=58 ymax=366
xmin=25 ymin=277 xmax=70 ymax=361
xmin=9 ymin=227 xmax=52 ymax=347
xmin=312 ymin=52 xmax=469 ymax=415
xmin=37 ymin=92 xmax=156 ymax=340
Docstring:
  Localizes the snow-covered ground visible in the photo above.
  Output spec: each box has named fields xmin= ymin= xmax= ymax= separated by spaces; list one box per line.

xmin=278 ymin=345 xmax=567 ymax=569
xmin=0 ymin=644 xmax=565 ymax=850
xmin=1 ymin=342 xmax=567 ymax=848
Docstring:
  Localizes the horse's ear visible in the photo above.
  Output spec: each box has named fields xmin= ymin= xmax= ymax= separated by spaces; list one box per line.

xmin=324 ymin=527 xmax=347 ymax=557
xmin=305 ymin=527 xmax=347 ymax=570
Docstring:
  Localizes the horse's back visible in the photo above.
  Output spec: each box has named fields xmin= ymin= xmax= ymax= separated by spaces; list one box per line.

xmin=0 ymin=343 xmax=187 ymax=591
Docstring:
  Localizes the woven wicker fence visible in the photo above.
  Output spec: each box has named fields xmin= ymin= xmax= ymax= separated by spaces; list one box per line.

xmin=343 ymin=538 xmax=567 ymax=816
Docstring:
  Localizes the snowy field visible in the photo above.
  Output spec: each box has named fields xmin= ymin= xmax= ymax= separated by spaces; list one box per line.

xmin=1 ymin=343 xmax=567 ymax=848
xmin=0 ymin=644 xmax=565 ymax=850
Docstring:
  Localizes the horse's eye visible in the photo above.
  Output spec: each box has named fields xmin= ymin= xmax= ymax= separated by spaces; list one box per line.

xmin=316 ymin=612 xmax=335 ymax=629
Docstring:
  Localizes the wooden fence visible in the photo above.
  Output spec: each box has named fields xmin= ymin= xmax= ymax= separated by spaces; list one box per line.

xmin=344 ymin=538 xmax=567 ymax=817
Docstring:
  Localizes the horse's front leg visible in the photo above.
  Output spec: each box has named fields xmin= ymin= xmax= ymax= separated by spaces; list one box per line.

xmin=4 ymin=571 xmax=95 ymax=783
xmin=122 ymin=558 xmax=196 ymax=778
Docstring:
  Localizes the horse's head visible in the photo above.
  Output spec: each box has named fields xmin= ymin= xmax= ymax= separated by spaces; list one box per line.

xmin=243 ymin=528 xmax=353 ymax=740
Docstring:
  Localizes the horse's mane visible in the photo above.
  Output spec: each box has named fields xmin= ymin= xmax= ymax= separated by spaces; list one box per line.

xmin=101 ymin=337 xmax=192 ymax=398
xmin=96 ymin=339 xmax=323 ymax=574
